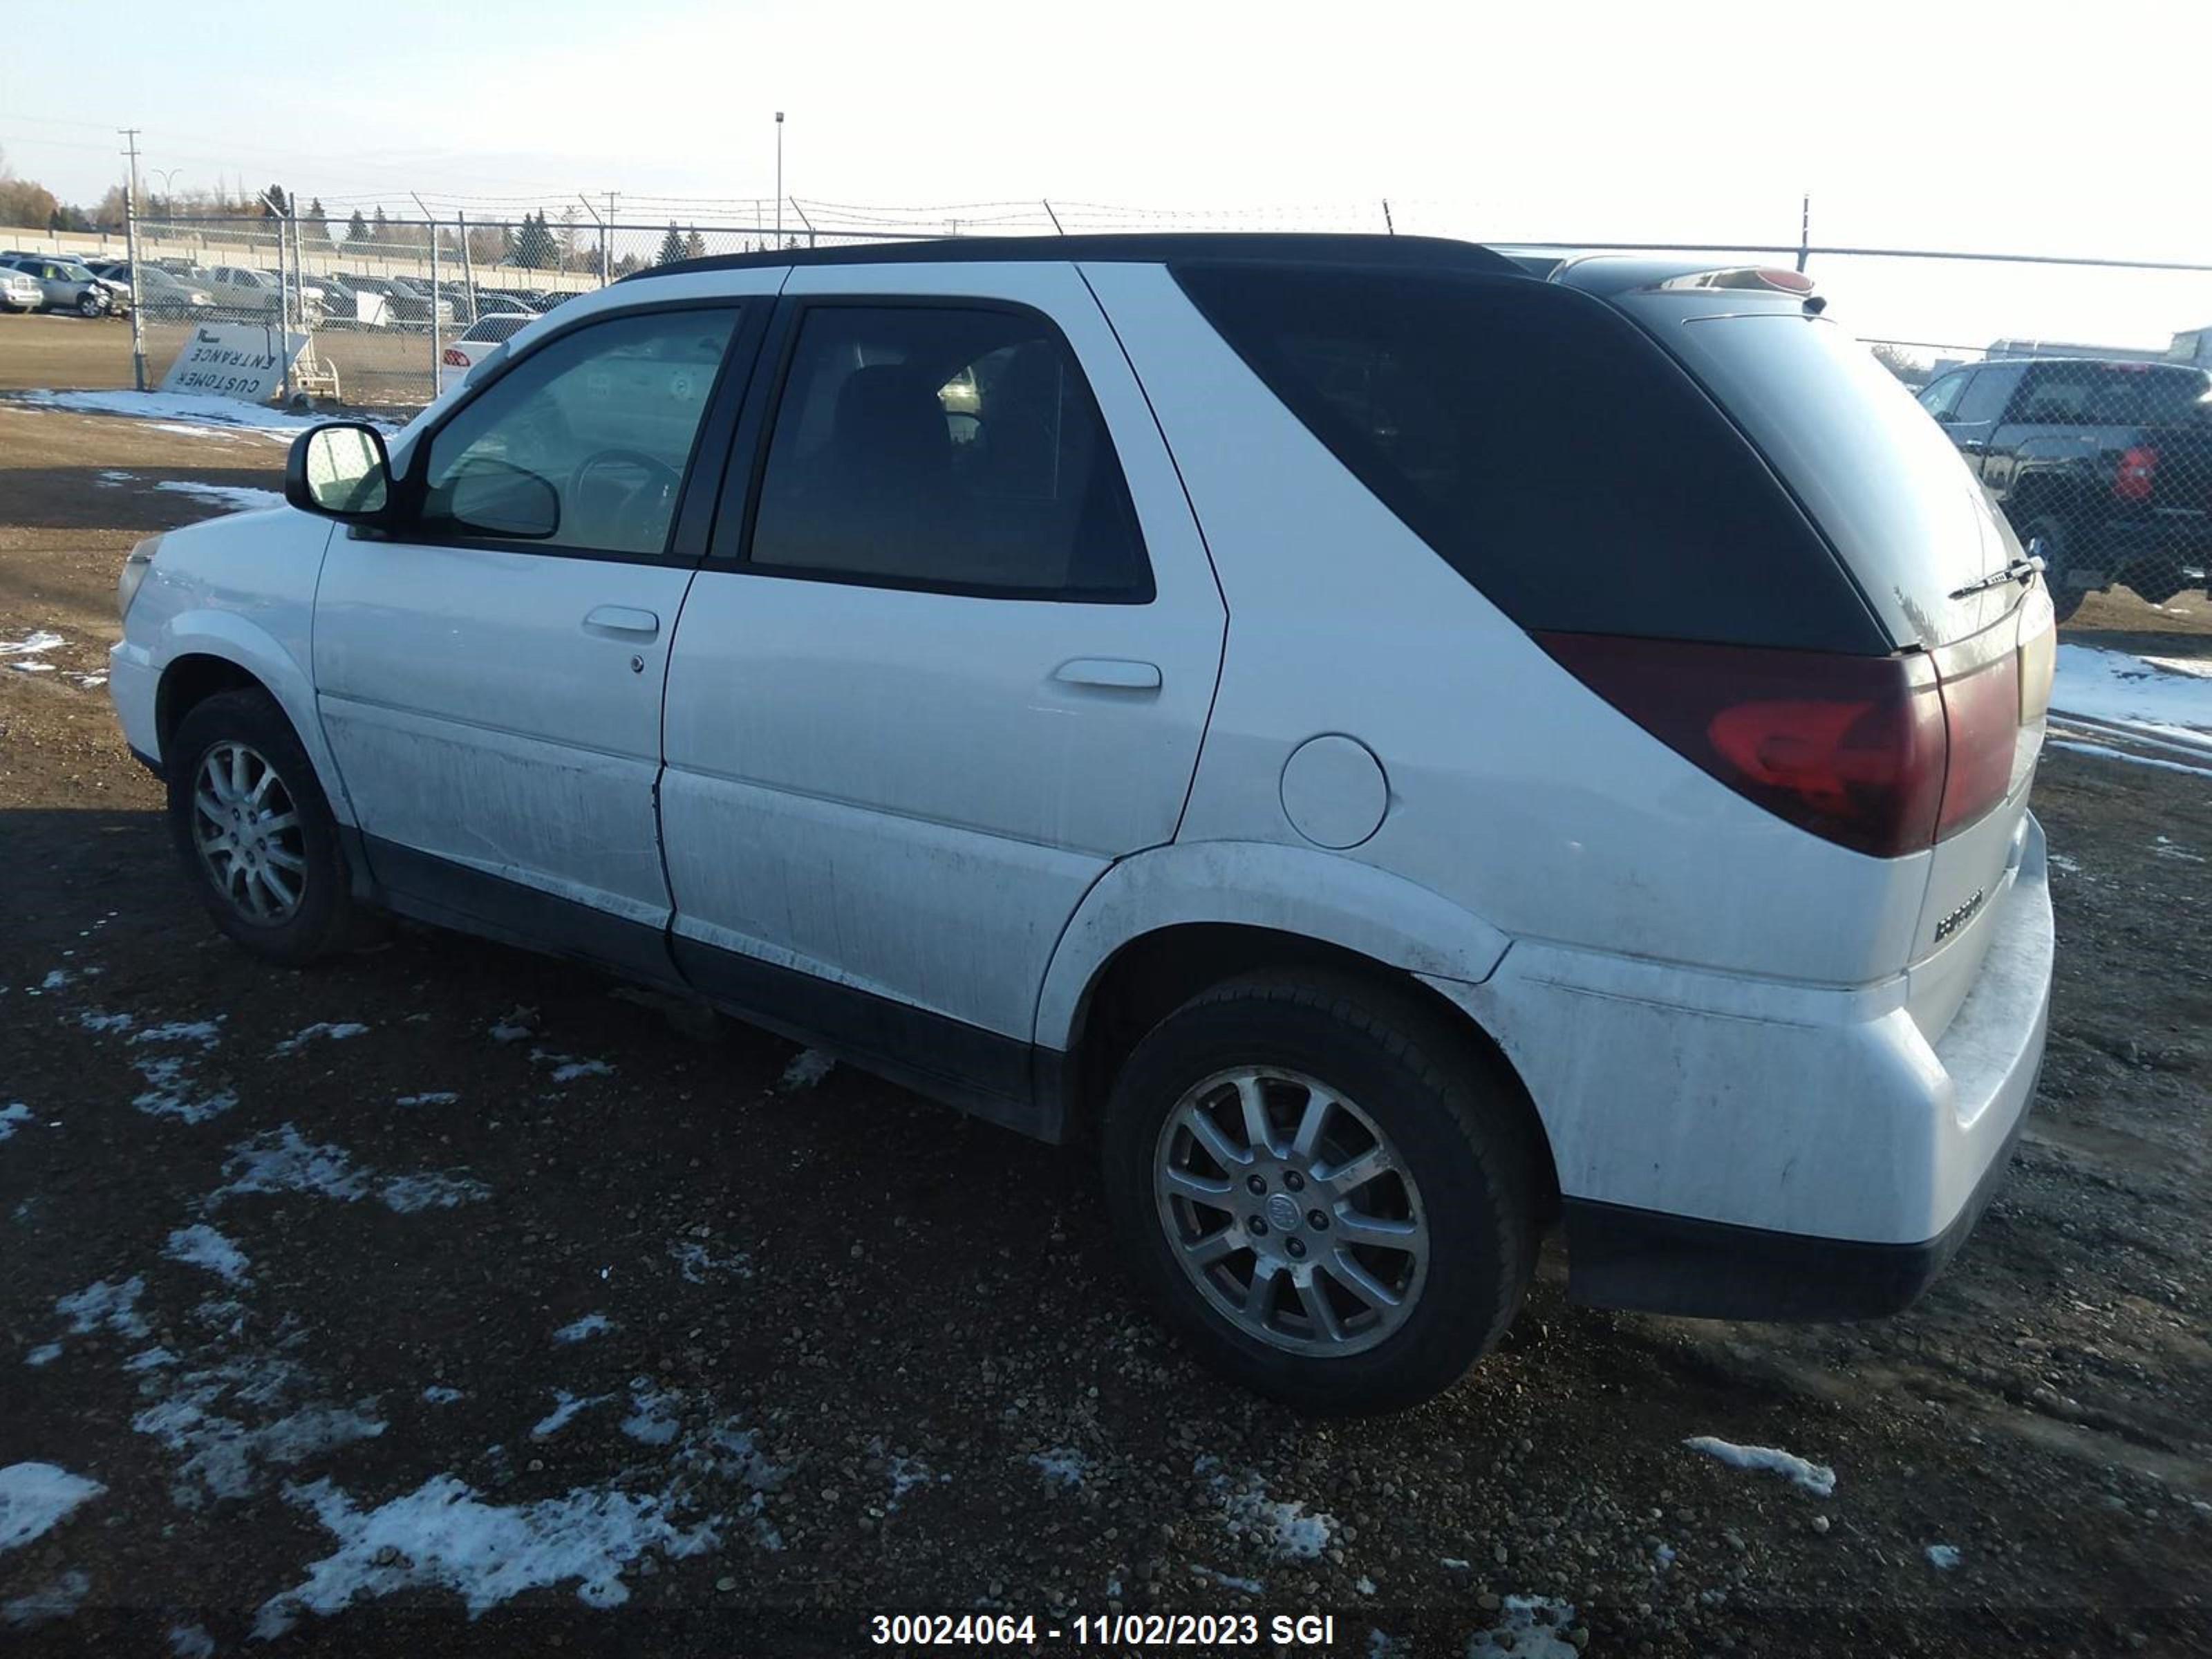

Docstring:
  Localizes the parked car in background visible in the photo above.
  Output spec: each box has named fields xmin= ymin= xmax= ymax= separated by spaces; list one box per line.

xmin=1920 ymin=356 xmax=2212 ymax=617
xmin=77 ymin=262 xmax=134 ymax=315
xmin=88 ymin=262 xmax=218 ymax=321
xmin=0 ymin=254 xmax=112 ymax=316
xmin=344 ymin=274 xmax=452 ymax=332
xmin=204 ymin=265 xmax=321 ymax=326
xmin=0 ymin=265 xmax=42 ymax=312
xmin=109 ymin=236 xmax=2056 ymax=1413
xmin=435 ymin=311 xmax=534 ymax=392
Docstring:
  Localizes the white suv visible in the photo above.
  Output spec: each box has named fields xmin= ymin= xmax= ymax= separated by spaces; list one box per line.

xmin=108 ymin=236 xmax=2056 ymax=1412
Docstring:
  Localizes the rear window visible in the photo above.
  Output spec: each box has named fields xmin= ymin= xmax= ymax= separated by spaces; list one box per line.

xmin=1622 ymin=301 xmax=2006 ymax=650
xmin=465 ymin=316 xmax=529 ymax=344
xmin=1173 ymin=265 xmax=1884 ymax=653
xmin=2012 ymin=362 xmax=2210 ymax=426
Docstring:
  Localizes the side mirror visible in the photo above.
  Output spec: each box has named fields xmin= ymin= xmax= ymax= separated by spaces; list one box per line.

xmin=286 ymin=422 xmax=391 ymax=521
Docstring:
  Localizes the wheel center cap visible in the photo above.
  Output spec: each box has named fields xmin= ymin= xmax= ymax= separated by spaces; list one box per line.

xmin=1264 ymin=1192 xmax=1302 ymax=1234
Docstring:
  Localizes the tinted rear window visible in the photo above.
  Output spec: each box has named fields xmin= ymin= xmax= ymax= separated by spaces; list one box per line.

xmin=1623 ymin=301 xmax=2008 ymax=649
xmin=1173 ymin=265 xmax=1884 ymax=653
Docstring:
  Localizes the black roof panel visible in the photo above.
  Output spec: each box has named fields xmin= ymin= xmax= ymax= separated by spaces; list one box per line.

xmin=624 ymin=232 xmax=1526 ymax=281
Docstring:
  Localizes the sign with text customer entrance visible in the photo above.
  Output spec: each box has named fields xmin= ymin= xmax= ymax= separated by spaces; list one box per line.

xmin=159 ymin=324 xmax=310 ymax=404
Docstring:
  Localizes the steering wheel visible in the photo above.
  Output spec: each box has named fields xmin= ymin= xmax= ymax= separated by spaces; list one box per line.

xmin=569 ymin=449 xmax=683 ymax=543
xmin=570 ymin=448 xmax=682 ymax=503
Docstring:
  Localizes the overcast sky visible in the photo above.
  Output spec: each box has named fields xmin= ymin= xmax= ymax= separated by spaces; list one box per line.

xmin=5 ymin=0 xmax=2205 ymax=351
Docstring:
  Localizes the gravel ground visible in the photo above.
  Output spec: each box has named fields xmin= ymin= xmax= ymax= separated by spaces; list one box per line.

xmin=1 ymin=395 xmax=2209 ymax=1657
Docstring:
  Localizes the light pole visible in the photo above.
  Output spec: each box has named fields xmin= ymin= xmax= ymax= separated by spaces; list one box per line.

xmin=150 ymin=167 xmax=182 ymax=218
xmin=775 ymin=111 xmax=785 ymax=245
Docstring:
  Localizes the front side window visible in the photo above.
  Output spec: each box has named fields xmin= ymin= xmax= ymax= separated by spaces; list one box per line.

xmin=747 ymin=305 xmax=1150 ymax=598
xmin=1918 ymin=370 xmax=1974 ymax=421
xmin=1953 ymin=364 xmax=2020 ymax=426
xmin=420 ymin=306 xmax=740 ymax=556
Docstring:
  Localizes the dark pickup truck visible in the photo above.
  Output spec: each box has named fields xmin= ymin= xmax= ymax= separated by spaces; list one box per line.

xmin=1919 ymin=357 xmax=2212 ymax=619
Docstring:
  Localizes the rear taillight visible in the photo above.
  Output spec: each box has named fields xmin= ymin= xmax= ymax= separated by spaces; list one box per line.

xmin=2115 ymin=445 xmax=2158 ymax=503
xmin=1539 ymin=630 xmax=2019 ymax=859
xmin=442 ymin=348 xmax=468 ymax=368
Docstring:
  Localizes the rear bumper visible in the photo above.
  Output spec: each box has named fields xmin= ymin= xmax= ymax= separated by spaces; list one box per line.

xmin=1425 ymin=813 xmax=2053 ymax=1321
xmin=1557 ymin=1076 xmax=2034 ymax=1320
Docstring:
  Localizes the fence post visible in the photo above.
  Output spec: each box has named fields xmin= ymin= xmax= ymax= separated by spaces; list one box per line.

xmin=122 ymin=174 xmax=148 ymax=392
xmin=458 ymin=209 xmax=478 ymax=326
xmin=429 ymin=227 xmax=442 ymax=402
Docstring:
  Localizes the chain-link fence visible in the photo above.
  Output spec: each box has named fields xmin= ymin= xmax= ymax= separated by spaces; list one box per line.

xmin=9 ymin=207 xmax=2210 ymax=631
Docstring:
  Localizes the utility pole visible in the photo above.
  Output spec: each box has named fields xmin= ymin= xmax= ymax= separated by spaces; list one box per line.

xmin=775 ymin=112 xmax=785 ymax=243
xmin=608 ymin=191 xmax=617 ymax=278
xmin=118 ymin=129 xmax=149 ymax=391
xmin=581 ymin=194 xmax=608 ymax=288
xmin=1381 ymin=199 xmax=1395 ymax=236
xmin=1041 ymin=199 xmax=1065 ymax=235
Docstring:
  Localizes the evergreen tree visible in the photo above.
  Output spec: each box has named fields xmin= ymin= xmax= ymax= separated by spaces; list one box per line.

xmin=303 ymin=198 xmax=335 ymax=252
xmin=683 ymin=228 xmax=706 ymax=260
xmin=513 ymin=210 xmax=559 ymax=270
xmin=346 ymin=208 xmax=371 ymax=245
xmin=655 ymin=222 xmax=687 ymax=266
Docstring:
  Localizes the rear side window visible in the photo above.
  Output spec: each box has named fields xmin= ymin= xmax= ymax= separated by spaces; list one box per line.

xmin=1174 ymin=265 xmax=1880 ymax=652
xmin=747 ymin=305 xmax=1151 ymax=599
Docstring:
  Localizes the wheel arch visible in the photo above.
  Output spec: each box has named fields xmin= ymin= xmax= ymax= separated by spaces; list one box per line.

xmin=1042 ymin=844 xmax=1557 ymax=1220
xmin=151 ymin=617 xmax=355 ymax=830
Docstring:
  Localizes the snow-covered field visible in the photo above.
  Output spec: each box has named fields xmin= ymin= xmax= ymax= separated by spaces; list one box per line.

xmin=5 ymin=388 xmax=400 ymax=442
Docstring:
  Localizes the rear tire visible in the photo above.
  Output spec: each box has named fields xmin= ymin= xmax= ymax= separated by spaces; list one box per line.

xmin=1100 ymin=970 xmax=1540 ymax=1414
xmin=166 ymin=688 xmax=361 ymax=966
xmin=2025 ymin=514 xmax=2087 ymax=622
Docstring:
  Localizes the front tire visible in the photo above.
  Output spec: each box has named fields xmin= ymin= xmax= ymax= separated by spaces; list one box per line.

xmin=1100 ymin=971 xmax=1541 ymax=1414
xmin=77 ymin=291 xmax=103 ymax=317
xmin=166 ymin=688 xmax=360 ymax=966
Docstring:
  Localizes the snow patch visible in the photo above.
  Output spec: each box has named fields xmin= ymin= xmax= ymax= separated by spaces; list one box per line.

xmin=2052 ymin=645 xmax=2212 ymax=751
xmin=1200 ymin=1459 xmax=1336 ymax=1560
xmin=8 ymin=387 xmax=395 ymax=438
xmin=778 ymin=1049 xmax=835 ymax=1091
xmin=487 ymin=1008 xmax=536 ymax=1043
xmin=0 ymin=630 xmax=64 ymax=659
xmin=155 ymin=480 xmax=287 ymax=513
xmin=208 ymin=1125 xmax=489 ymax=1213
xmin=270 ymin=1020 xmax=369 ymax=1057
xmin=1189 ymin=1565 xmax=1264 ymax=1594
xmin=166 ymin=1224 xmax=250 ymax=1284
xmin=1029 ymin=1448 xmax=1087 ymax=1491
xmin=168 ymin=1622 xmax=216 ymax=1658
xmin=2047 ymin=738 xmax=2212 ymax=779
xmin=0 ymin=1104 xmax=32 ymax=1141
xmin=422 ymin=1387 xmax=464 ymax=1407
xmin=130 ymin=1020 xmax=222 ymax=1049
xmin=668 ymin=1237 xmax=751 ymax=1284
xmin=24 ymin=1343 xmax=62 ymax=1367
xmin=131 ymin=1055 xmax=238 ymax=1124
xmin=254 ymin=1474 xmax=718 ymax=1635
xmin=1685 ymin=1434 xmax=1837 ymax=1497
xmin=132 ymin=1369 xmax=385 ymax=1510
xmin=531 ymin=1391 xmax=610 ymax=1440
xmin=1467 ymin=1595 xmax=1579 ymax=1658
xmin=530 ymin=1049 xmax=612 ymax=1083
xmin=55 ymin=1276 xmax=151 ymax=1341
xmin=1927 ymin=1543 xmax=1961 ymax=1571
xmin=396 ymin=1091 xmax=460 ymax=1107
xmin=3 ymin=1570 xmax=90 ymax=1627
xmin=552 ymin=1313 xmax=612 ymax=1345
xmin=619 ymin=1382 xmax=682 ymax=1447
xmin=0 ymin=1463 xmax=105 ymax=1552
xmin=78 ymin=1011 xmax=135 ymax=1033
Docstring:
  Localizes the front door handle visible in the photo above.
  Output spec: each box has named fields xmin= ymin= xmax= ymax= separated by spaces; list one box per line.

xmin=583 ymin=605 xmax=660 ymax=639
xmin=1053 ymin=658 xmax=1161 ymax=691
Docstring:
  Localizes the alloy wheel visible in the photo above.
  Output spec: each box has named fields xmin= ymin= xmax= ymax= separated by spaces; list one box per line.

xmin=1153 ymin=1067 xmax=1430 ymax=1356
xmin=191 ymin=741 xmax=307 ymax=925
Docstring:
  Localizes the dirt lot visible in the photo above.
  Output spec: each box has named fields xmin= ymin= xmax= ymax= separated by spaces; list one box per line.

xmin=1 ymin=391 xmax=2209 ymax=1657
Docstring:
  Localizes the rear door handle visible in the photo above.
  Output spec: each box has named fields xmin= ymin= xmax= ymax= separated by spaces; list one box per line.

xmin=1052 ymin=658 xmax=1161 ymax=691
xmin=583 ymin=605 xmax=660 ymax=639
